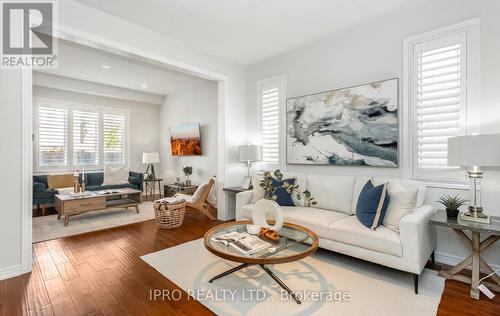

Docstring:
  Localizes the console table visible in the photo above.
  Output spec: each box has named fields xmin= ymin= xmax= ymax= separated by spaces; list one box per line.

xmin=164 ymin=183 xmax=198 ymax=197
xmin=430 ymin=209 xmax=500 ymax=299
xmin=144 ymin=178 xmax=163 ymax=201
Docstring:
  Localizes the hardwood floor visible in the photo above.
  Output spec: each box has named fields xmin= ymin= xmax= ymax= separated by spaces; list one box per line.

xmin=1 ymin=208 xmax=499 ymax=315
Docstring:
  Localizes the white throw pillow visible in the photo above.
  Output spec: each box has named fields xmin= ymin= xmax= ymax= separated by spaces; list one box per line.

xmin=191 ymin=183 xmax=206 ymax=202
xmin=250 ymin=175 xmax=264 ymax=203
xmin=102 ymin=166 xmax=129 ymax=186
xmin=383 ymin=182 xmax=418 ymax=233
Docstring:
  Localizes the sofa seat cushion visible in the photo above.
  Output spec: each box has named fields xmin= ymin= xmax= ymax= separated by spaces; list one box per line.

xmin=240 ymin=204 xmax=348 ymax=239
xmin=329 ymin=216 xmax=402 ymax=257
xmin=33 ymin=189 xmax=57 ymax=199
xmin=283 ymin=207 xmax=349 ymax=239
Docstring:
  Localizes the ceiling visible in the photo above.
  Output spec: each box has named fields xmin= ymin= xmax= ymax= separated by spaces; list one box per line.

xmin=38 ymin=37 xmax=210 ymax=96
xmin=75 ymin=0 xmax=416 ymax=65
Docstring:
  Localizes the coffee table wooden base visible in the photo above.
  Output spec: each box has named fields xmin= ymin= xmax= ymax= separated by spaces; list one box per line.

xmin=208 ymin=263 xmax=302 ymax=304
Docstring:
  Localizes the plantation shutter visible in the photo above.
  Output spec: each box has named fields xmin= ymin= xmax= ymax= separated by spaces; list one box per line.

xmin=259 ymin=76 xmax=285 ymax=165
xmin=73 ymin=109 xmax=100 ymax=166
xmin=414 ymin=33 xmax=466 ymax=174
xmin=37 ymin=105 xmax=68 ymax=168
xmin=103 ymin=113 xmax=125 ymax=165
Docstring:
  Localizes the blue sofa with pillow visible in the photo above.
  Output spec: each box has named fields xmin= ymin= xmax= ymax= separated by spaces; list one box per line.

xmin=33 ymin=171 xmax=144 ymax=207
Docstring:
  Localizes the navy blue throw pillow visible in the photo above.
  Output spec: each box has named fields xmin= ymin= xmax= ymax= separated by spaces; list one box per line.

xmin=271 ymin=178 xmax=296 ymax=206
xmin=356 ymin=179 xmax=390 ymax=230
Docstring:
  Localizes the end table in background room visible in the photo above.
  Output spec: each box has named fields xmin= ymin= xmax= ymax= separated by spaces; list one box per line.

xmin=144 ymin=178 xmax=163 ymax=201
xmin=430 ymin=209 xmax=500 ymax=299
xmin=164 ymin=183 xmax=198 ymax=197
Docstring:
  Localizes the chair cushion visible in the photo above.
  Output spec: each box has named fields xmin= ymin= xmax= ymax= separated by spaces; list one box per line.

xmin=307 ymin=175 xmax=355 ymax=214
xmin=356 ymin=179 xmax=389 ymax=230
xmin=329 ymin=216 xmax=402 ymax=257
xmin=239 ymin=204 xmax=348 ymax=239
xmin=33 ymin=189 xmax=57 ymax=199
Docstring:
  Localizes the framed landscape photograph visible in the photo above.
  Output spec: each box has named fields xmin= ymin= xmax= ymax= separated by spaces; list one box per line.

xmin=170 ymin=123 xmax=202 ymax=156
xmin=286 ymin=78 xmax=398 ymax=167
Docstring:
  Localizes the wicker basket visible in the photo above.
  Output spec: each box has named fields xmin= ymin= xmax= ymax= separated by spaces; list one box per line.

xmin=153 ymin=199 xmax=186 ymax=229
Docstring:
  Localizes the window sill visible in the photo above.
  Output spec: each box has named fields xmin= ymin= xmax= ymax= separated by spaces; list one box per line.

xmin=410 ymin=177 xmax=469 ymax=190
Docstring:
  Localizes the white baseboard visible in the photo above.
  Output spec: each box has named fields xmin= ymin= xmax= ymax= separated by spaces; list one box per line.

xmin=0 ymin=264 xmax=22 ymax=281
xmin=435 ymin=251 xmax=500 ymax=272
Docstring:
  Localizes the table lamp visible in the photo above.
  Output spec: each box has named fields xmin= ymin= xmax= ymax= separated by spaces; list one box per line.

xmin=143 ymin=152 xmax=160 ymax=179
xmin=448 ymin=134 xmax=500 ymax=223
xmin=239 ymin=145 xmax=261 ymax=188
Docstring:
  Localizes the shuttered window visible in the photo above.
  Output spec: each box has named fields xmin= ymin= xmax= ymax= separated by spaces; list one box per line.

xmin=416 ymin=37 xmax=465 ymax=170
xmin=258 ymin=75 xmax=286 ymax=165
xmin=34 ymin=100 xmax=129 ymax=172
xmin=406 ymin=19 xmax=479 ymax=183
xmin=103 ymin=113 xmax=125 ymax=165
xmin=73 ymin=110 xmax=100 ymax=166
xmin=36 ymin=105 xmax=68 ymax=168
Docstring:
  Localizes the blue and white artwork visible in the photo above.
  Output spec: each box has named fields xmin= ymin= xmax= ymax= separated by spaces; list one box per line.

xmin=286 ymin=78 xmax=398 ymax=167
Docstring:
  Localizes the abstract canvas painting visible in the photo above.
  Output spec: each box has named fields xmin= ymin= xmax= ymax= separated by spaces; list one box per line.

xmin=170 ymin=123 xmax=202 ymax=156
xmin=286 ymin=78 xmax=398 ymax=167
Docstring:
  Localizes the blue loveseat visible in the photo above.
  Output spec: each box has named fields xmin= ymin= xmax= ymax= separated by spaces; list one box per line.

xmin=33 ymin=171 xmax=144 ymax=207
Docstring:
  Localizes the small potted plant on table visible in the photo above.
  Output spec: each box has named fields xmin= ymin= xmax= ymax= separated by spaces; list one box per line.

xmin=182 ymin=166 xmax=193 ymax=186
xmin=437 ymin=194 xmax=467 ymax=219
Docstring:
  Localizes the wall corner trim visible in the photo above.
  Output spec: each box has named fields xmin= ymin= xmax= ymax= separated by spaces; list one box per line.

xmin=0 ymin=264 xmax=22 ymax=281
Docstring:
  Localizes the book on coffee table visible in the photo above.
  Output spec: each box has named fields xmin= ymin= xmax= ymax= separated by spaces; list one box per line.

xmin=211 ymin=231 xmax=271 ymax=255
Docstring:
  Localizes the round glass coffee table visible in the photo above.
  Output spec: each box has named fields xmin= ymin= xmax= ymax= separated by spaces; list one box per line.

xmin=204 ymin=220 xmax=319 ymax=304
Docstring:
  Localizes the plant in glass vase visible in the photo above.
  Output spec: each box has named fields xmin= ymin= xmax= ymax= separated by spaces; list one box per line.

xmin=260 ymin=169 xmax=317 ymax=207
xmin=182 ymin=166 xmax=193 ymax=186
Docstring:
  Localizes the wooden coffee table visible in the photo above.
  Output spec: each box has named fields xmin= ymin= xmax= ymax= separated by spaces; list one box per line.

xmin=204 ymin=220 xmax=319 ymax=304
xmin=54 ymin=188 xmax=142 ymax=226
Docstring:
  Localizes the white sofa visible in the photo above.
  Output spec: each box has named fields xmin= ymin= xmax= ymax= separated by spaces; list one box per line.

xmin=235 ymin=174 xmax=436 ymax=294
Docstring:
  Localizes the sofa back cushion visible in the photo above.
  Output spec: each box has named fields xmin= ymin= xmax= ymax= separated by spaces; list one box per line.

xmin=86 ymin=172 xmax=104 ymax=186
xmin=352 ymin=176 xmax=426 ymax=213
xmin=47 ymin=174 xmax=74 ymax=189
xmin=307 ymin=174 xmax=355 ymax=214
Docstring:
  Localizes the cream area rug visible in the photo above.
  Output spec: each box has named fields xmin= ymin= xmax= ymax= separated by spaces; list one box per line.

xmin=141 ymin=239 xmax=445 ymax=316
xmin=33 ymin=201 xmax=155 ymax=242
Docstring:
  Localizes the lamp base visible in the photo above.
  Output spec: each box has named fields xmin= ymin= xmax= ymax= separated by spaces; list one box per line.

xmin=460 ymin=212 xmax=491 ymax=224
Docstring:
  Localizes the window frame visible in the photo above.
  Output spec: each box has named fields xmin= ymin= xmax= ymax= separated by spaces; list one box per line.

xmin=403 ymin=18 xmax=480 ymax=189
xmin=256 ymin=74 xmax=287 ymax=167
xmin=33 ymin=98 xmax=130 ymax=174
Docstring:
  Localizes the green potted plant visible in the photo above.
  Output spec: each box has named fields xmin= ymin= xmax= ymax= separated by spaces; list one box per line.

xmin=437 ymin=194 xmax=467 ymax=219
xmin=260 ymin=169 xmax=317 ymax=207
xmin=182 ymin=166 xmax=193 ymax=186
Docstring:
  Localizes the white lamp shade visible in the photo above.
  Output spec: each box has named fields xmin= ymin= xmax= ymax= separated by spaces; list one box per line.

xmin=448 ymin=134 xmax=500 ymax=167
xmin=142 ymin=152 xmax=160 ymax=164
xmin=239 ymin=145 xmax=261 ymax=162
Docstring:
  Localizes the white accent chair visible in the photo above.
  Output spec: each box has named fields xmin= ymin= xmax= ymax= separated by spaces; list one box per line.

xmin=235 ymin=174 xmax=436 ymax=294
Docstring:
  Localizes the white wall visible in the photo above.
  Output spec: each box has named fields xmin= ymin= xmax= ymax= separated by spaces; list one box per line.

xmin=246 ymin=0 xmax=500 ymax=267
xmin=0 ymin=0 xmax=247 ymax=277
xmin=159 ymin=81 xmax=218 ymax=186
xmin=0 ymin=69 xmax=23 ymax=278
xmin=33 ymin=86 xmax=161 ymax=173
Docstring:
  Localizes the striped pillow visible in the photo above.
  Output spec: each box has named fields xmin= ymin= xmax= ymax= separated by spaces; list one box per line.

xmin=356 ymin=179 xmax=390 ymax=230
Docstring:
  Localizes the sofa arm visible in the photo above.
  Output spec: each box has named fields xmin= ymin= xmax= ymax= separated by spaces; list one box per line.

xmin=235 ymin=190 xmax=253 ymax=219
xmin=128 ymin=171 xmax=144 ymax=191
xmin=33 ymin=181 xmax=47 ymax=192
xmin=399 ymin=204 xmax=437 ymax=274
